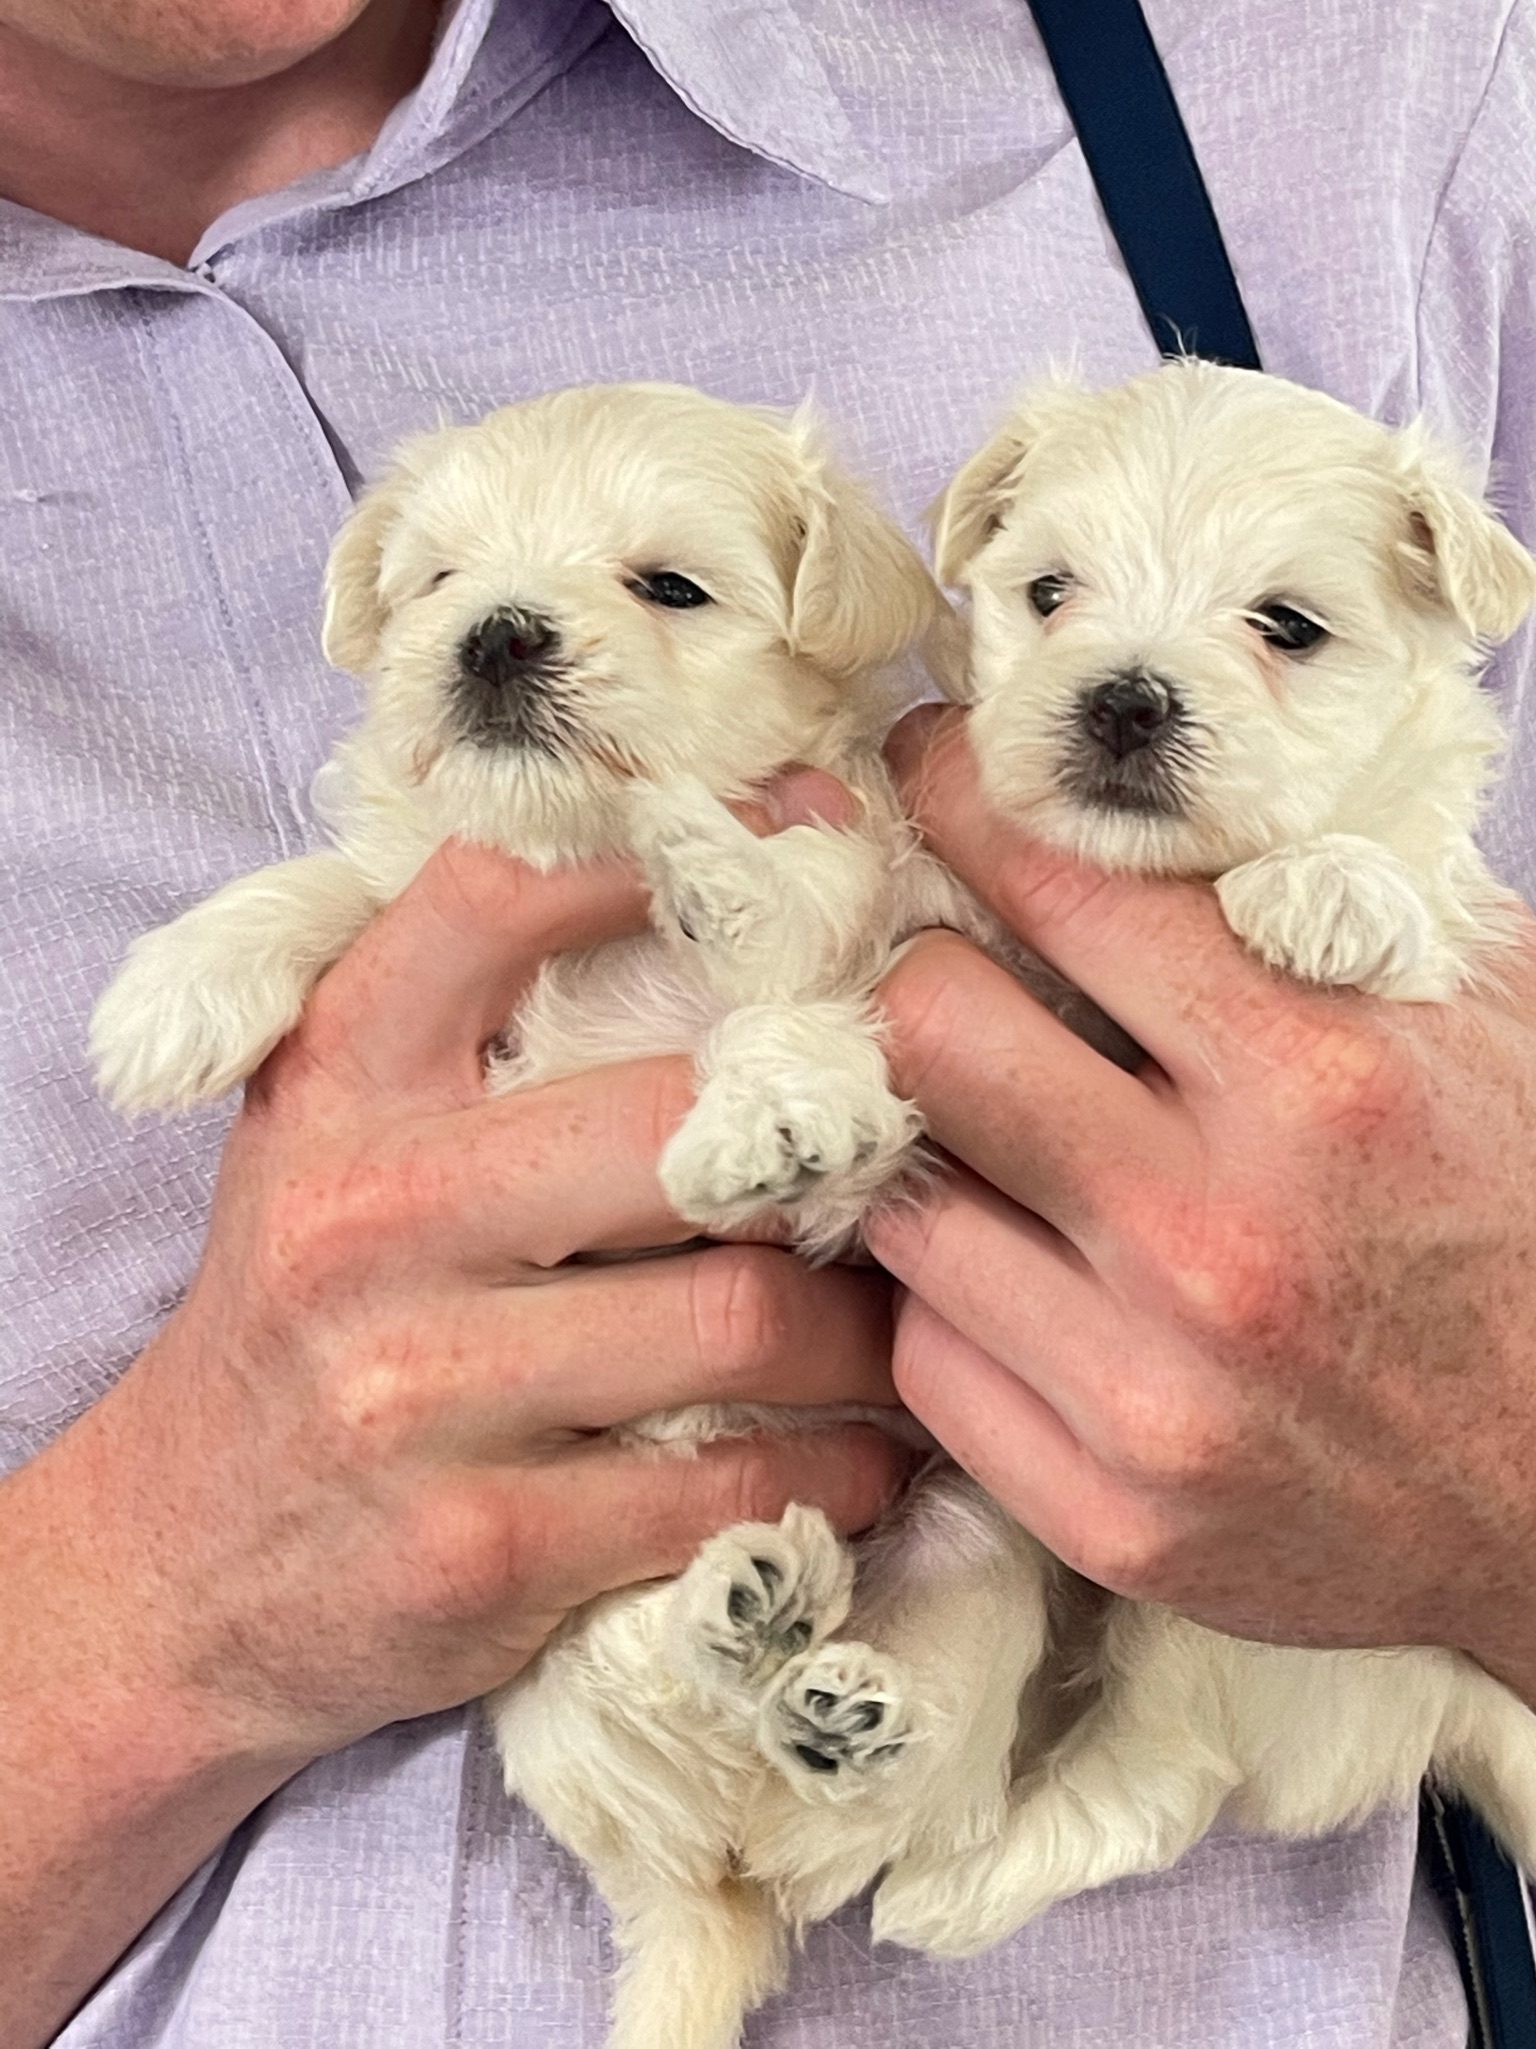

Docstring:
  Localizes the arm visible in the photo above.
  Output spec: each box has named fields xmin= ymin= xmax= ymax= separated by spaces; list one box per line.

xmin=0 ymin=839 xmax=906 ymax=2049
xmin=870 ymin=707 xmax=1536 ymax=1706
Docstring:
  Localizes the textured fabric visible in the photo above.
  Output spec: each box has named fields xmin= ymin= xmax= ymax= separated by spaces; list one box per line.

xmin=3 ymin=0 xmax=1532 ymax=2041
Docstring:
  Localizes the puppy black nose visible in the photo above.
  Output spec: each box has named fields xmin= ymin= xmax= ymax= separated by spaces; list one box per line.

xmin=459 ymin=608 xmax=560 ymax=685
xmin=1081 ymin=672 xmax=1174 ymax=759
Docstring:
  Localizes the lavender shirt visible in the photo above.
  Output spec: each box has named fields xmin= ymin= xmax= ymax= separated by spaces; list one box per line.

xmin=4 ymin=1 xmax=1533 ymax=2041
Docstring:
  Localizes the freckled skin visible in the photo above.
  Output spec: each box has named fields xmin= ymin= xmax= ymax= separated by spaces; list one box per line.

xmin=0 ymin=823 xmax=906 ymax=2049
xmin=870 ymin=709 xmax=1536 ymax=1703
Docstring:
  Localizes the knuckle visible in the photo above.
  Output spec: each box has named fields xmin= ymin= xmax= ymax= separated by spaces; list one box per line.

xmin=397 ymin=1478 xmax=523 ymax=1623
xmin=315 ymin=1332 xmax=438 ymax=1468
xmin=880 ymin=935 xmax=986 ymax=1093
xmin=1261 ymin=1007 xmax=1422 ymax=1136
xmin=638 ymin=1058 xmax=702 ymax=1165
xmin=1099 ymin=1383 xmax=1241 ymax=1494
xmin=688 ymin=1248 xmax=793 ymax=1386
xmin=1132 ymin=1191 xmax=1289 ymax=1338
xmin=249 ymin=1151 xmax=410 ymax=1305
xmin=1075 ymin=1510 xmax=1184 ymax=1605
xmin=995 ymin=848 xmax=1118 ymax=946
xmin=713 ymin=1442 xmax=796 ymax=1531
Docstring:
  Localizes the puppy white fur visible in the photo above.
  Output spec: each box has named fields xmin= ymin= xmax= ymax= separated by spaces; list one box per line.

xmin=92 ymin=367 xmax=1536 ymax=2038
xmin=90 ymin=383 xmax=1060 ymax=2049
xmin=869 ymin=360 xmax=1536 ymax=1960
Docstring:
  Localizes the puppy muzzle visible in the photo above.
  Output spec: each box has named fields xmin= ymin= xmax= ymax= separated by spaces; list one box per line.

xmin=1058 ymin=669 xmax=1193 ymax=817
xmin=450 ymin=606 xmax=575 ymax=754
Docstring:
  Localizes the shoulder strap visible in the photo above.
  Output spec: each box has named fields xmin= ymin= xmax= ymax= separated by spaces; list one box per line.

xmin=1025 ymin=0 xmax=1261 ymax=368
xmin=1422 ymin=1788 xmax=1536 ymax=2049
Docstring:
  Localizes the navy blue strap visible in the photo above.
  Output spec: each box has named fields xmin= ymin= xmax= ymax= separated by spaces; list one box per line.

xmin=1422 ymin=1790 xmax=1536 ymax=2049
xmin=1025 ymin=0 xmax=1262 ymax=369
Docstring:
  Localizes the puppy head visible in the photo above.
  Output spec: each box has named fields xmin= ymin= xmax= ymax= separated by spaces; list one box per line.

xmin=323 ymin=384 xmax=938 ymax=856
xmin=934 ymin=361 xmax=1536 ymax=874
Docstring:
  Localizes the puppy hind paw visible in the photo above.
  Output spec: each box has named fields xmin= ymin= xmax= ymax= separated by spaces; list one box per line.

xmin=669 ymin=1505 xmax=854 ymax=1698
xmin=760 ymin=1641 xmax=923 ymax=1801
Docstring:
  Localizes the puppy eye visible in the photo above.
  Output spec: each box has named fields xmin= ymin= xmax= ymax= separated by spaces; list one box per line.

xmin=1251 ymin=602 xmax=1328 ymax=653
xmin=628 ymin=571 xmax=713 ymax=610
xmin=1028 ymin=574 xmax=1073 ymax=619
xmin=429 ymin=571 xmax=455 ymax=590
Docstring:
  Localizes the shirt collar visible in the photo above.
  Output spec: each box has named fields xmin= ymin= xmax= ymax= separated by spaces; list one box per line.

xmin=0 ymin=0 xmax=894 ymax=300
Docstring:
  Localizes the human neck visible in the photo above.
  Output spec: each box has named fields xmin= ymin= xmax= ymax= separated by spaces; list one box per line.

xmin=0 ymin=2 xmax=441 ymax=266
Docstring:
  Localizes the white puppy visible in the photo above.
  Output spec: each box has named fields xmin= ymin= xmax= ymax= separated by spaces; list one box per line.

xmin=90 ymin=383 xmax=1067 ymax=2049
xmin=867 ymin=359 xmax=1536 ymax=1959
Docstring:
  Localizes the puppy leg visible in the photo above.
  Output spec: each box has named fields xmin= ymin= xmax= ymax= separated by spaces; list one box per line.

xmin=91 ymin=850 xmax=378 ymax=1111
xmin=746 ymin=1474 xmax=1054 ymax=1928
xmin=758 ymin=1636 xmax=923 ymax=1796
xmin=493 ymin=1579 xmax=783 ymax=2049
xmin=630 ymin=778 xmax=918 ymax=1242
xmin=873 ymin=1605 xmax=1240 ymax=1957
xmin=605 ymin=1877 xmax=787 ymax=2049
xmin=660 ymin=999 xmax=919 ymax=1249
xmin=1215 ymin=834 xmax=1463 ymax=1000
xmin=628 ymin=775 xmax=891 ymax=1004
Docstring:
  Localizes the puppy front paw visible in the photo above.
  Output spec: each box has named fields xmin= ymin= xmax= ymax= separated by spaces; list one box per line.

xmin=760 ymin=1640 xmax=923 ymax=1802
xmin=1216 ymin=836 xmax=1461 ymax=1001
xmin=660 ymin=1062 xmax=916 ymax=1239
xmin=91 ymin=922 xmax=306 ymax=1113
xmin=627 ymin=778 xmax=776 ymax=955
xmin=669 ymin=1504 xmax=854 ymax=1699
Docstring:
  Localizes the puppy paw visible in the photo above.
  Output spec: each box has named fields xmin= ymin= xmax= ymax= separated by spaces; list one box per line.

xmin=760 ymin=1641 xmax=922 ymax=1801
xmin=90 ymin=927 xmax=303 ymax=1113
xmin=661 ymin=1063 xmax=916 ymax=1235
xmin=1216 ymin=836 xmax=1461 ymax=1000
xmin=871 ymin=1852 xmax=1012 ymax=1959
xmin=628 ymin=778 xmax=776 ymax=953
xmin=669 ymin=1505 xmax=854 ymax=1698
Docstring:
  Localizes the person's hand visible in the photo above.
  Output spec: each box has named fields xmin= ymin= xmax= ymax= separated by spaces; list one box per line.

xmin=2 ymin=774 xmax=904 ymax=2043
xmin=869 ymin=705 xmax=1536 ymax=1701
xmin=12 ymin=816 xmax=904 ymax=1769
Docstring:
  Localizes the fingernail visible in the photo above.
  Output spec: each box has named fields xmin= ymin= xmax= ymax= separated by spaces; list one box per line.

xmin=884 ymin=702 xmax=953 ymax=782
xmin=764 ymin=767 xmax=857 ymax=831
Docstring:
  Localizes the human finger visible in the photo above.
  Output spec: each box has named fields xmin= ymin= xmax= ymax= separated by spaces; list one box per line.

xmin=732 ymin=765 xmax=861 ymax=836
xmin=877 ymin=929 xmax=1188 ymax=1241
xmin=890 ymin=1291 xmax=1134 ymax=1577
xmin=294 ymin=839 xmax=649 ymax=1107
xmin=468 ymin=1246 xmax=898 ymax=1433
xmin=419 ymin=1055 xmax=709 ymax=1268
xmin=526 ymin=1425 xmax=916 ymax=1602
xmin=868 ymin=1165 xmax=1142 ymax=1439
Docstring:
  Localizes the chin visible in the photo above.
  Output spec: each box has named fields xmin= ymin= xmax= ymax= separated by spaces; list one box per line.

xmin=419 ymin=742 xmax=634 ymax=869
xmin=1024 ymin=793 xmax=1221 ymax=876
xmin=51 ymin=0 xmax=375 ymax=88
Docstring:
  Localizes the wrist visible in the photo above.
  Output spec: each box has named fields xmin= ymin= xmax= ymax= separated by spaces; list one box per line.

xmin=0 ymin=1414 xmax=310 ymax=2049
xmin=0 ymin=1365 xmax=324 ymax=1799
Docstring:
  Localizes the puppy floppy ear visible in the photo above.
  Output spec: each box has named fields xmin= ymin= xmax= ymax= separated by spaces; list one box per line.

xmin=931 ymin=381 xmax=1093 ymax=589
xmin=783 ymin=409 xmax=941 ymax=679
xmin=931 ymin=419 xmax=1033 ymax=590
xmin=1395 ymin=426 xmax=1536 ymax=644
xmin=321 ymin=464 xmax=421 ymax=674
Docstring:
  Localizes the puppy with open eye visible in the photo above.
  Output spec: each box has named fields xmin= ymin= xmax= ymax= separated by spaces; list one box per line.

xmin=867 ymin=359 xmax=1536 ymax=1960
xmin=90 ymin=383 xmax=1072 ymax=2049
